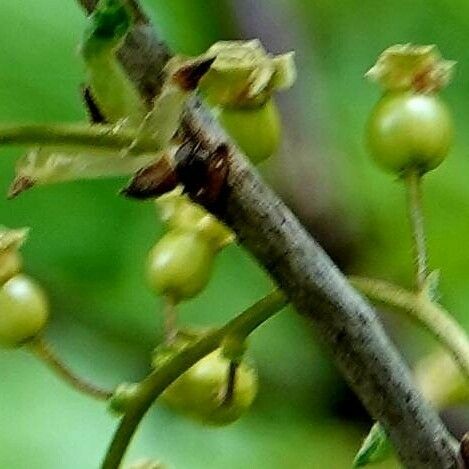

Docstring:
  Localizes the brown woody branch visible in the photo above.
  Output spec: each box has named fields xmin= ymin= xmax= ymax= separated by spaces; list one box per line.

xmin=78 ymin=1 xmax=462 ymax=467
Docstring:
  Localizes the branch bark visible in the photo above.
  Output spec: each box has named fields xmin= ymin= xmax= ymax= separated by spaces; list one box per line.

xmin=77 ymin=1 xmax=462 ymax=467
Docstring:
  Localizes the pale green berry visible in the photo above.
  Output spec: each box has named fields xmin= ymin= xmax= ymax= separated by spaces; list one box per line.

xmin=367 ymin=91 xmax=453 ymax=174
xmin=219 ymin=99 xmax=281 ymax=164
xmin=147 ymin=230 xmax=215 ymax=302
xmin=161 ymin=349 xmax=258 ymax=426
xmin=0 ymin=275 xmax=49 ymax=348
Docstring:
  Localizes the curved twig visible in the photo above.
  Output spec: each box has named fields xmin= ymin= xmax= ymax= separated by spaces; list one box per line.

xmin=29 ymin=336 xmax=113 ymax=401
xmin=102 ymin=290 xmax=288 ymax=468
xmin=350 ymin=276 xmax=469 ymax=380
xmin=0 ymin=123 xmax=159 ymax=154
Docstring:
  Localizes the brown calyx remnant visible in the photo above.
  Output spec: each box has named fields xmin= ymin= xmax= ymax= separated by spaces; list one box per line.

xmin=8 ymin=176 xmax=35 ymax=199
xmin=123 ymin=136 xmax=230 ymax=212
xmin=122 ymin=155 xmax=179 ymax=199
xmin=170 ymin=57 xmax=216 ymax=92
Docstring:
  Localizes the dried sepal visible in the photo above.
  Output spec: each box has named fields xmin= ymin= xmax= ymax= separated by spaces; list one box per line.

xmin=197 ymin=40 xmax=296 ymax=107
xmin=9 ymin=147 xmax=158 ymax=198
xmin=366 ymin=44 xmax=455 ymax=93
xmin=0 ymin=226 xmax=29 ymax=252
xmin=130 ymin=56 xmax=215 ymax=151
xmin=0 ymin=226 xmax=29 ymax=285
xmin=121 ymin=145 xmax=180 ymax=199
xmin=155 ymin=186 xmax=235 ymax=250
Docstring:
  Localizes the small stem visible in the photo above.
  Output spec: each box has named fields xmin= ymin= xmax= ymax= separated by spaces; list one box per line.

xmin=350 ymin=277 xmax=469 ymax=380
xmin=404 ymin=170 xmax=428 ymax=290
xmin=29 ymin=336 xmax=113 ymax=401
xmin=101 ymin=289 xmax=288 ymax=469
xmin=163 ymin=296 xmax=178 ymax=344
xmin=0 ymin=123 xmax=159 ymax=155
xmin=221 ymin=361 xmax=238 ymax=406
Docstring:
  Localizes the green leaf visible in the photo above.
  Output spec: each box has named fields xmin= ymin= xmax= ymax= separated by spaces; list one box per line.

xmin=9 ymin=147 xmax=157 ymax=197
xmin=353 ymin=423 xmax=393 ymax=467
xmin=83 ymin=0 xmax=132 ymax=51
xmin=81 ymin=0 xmax=146 ymax=125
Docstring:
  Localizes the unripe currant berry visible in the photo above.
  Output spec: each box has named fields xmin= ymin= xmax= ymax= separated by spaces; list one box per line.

xmin=196 ymin=41 xmax=295 ymax=165
xmin=367 ymin=91 xmax=453 ymax=174
xmin=0 ymin=274 xmax=49 ymax=348
xmin=160 ymin=349 xmax=258 ymax=426
xmin=365 ymin=44 xmax=455 ymax=175
xmin=219 ymin=99 xmax=281 ymax=165
xmin=147 ymin=230 xmax=215 ymax=302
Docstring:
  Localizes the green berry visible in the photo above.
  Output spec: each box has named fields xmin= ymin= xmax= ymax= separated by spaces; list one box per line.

xmin=161 ymin=349 xmax=258 ymax=426
xmin=367 ymin=91 xmax=453 ymax=174
xmin=0 ymin=275 xmax=49 ymax=348
xmin=147 ymin=230 xmax=215 ymax=302
xmin=219 ymin=99 xmax=281 ymax=164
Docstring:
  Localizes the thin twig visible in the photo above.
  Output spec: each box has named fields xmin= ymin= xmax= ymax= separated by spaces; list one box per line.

xmin=404 ymin=171 xmax=428 ymax=290
xmin=350 ymin=276 xmax=469 ymax=380
xmin=29 ymin=336 xmax=113 ymax=401
xmin=102 ymin=290 xmax=288 ymax=469
xmin=0 ymin=123 xmax=159 ymax=155
xmin=163 ymin=296 xmax=178 ymax=344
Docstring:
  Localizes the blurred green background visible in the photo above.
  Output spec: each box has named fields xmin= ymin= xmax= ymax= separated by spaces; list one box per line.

xmin=1 ymin=0 xmax=468 ymax=467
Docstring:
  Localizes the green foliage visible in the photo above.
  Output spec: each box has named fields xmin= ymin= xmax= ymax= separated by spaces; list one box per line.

xmin=81 ymin=0 xmax=146 ymax=124
xmin=82 ymin=0 xmax=133 ymax=54
xmin=353 ymin=423 xmax=393 ymax=467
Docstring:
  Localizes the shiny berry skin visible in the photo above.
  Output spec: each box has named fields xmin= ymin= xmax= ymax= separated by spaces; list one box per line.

xmin=147 ymin=230 xmax=215 ymax=302
xmin=219 ymin=99 xmax=281 ymax=165
xmin=161 ymin=349 xmax=258 ymax=426
xmin=367 ymin=91 xmax=453 ymax=174
xmin=0 ymin=275 xmax=49 ymax=348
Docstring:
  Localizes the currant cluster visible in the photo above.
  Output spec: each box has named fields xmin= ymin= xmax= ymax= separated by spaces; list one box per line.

xmin=147 ymin=189 xmax=233 ymax=304
xmin=0 ymin=0 xmax=297 ymax=437
xmin=353 ymin=44 xmax=458 ymax=467
xmin=0 ymin=228 xmax=49 ymax=349
xmin=0 ymin=0 xmax=465 ymax=466
xmin=144 ymin=190 xmax=258 ymax=425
